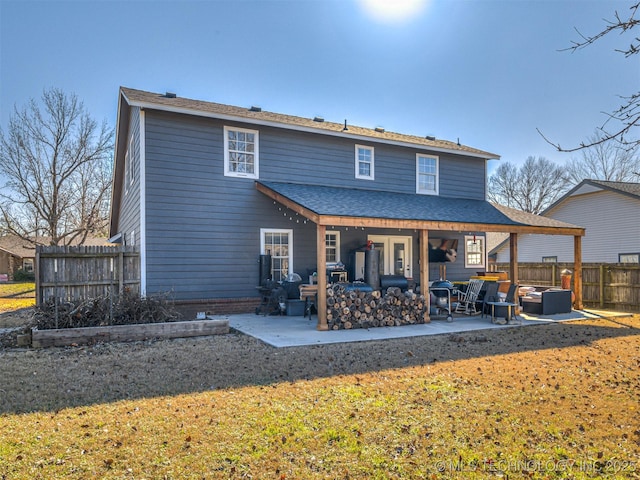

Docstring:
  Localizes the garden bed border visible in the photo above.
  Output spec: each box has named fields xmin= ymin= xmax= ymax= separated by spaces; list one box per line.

xmin=28 ymin=317 xmax=229 ymax=348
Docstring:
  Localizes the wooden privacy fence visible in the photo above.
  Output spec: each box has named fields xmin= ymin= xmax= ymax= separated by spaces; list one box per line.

xmin=36 ymin=245 xmax=140 ymax=305
xmin=496 ymin=262 xmax=640 ymax=312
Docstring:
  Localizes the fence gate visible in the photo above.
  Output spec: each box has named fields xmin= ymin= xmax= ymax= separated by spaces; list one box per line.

xmin=36 ymin=245 xmax=140 ymax=305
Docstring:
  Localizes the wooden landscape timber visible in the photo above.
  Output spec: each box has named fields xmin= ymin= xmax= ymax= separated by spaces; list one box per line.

xmin=29 ymin=318 xmax=229 ymax=348
xmin=326 ymin=284 xmax=429 ymax=330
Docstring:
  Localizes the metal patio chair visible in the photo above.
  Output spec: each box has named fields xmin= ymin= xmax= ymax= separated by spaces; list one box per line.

xmin=480 ymin=282 xmax=500 ymax=318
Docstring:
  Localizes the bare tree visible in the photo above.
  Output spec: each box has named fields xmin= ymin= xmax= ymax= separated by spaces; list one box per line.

xmin=0 ymin=88 xmax=114 ymax=245
xmin=538 ymin=2 xmax=639 ymax=152
xmin=488 ymin=156 xmax=568 ymax=214
xmin=564 ymin=130 xmax=640 ymax=184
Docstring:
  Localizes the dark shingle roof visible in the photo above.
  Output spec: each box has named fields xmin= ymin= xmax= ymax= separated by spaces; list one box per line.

xmin=258 ymin=181 xmax=583 ymax=231
xmin=120 ymin=87 xmax=499 ymax=160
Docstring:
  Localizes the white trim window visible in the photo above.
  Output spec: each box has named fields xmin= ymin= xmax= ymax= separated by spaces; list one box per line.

xmin=127 ymin=136 xmax=135 ymax=187
xmin=619 ymin=253 xmax=639 ymax=263
xmin=325 ymin=230 xmax=341 ymax=263
xmin=261 ymin=228 xmax=293 ymax=282
xmin=22 ymin=258 xmax=34 ymax=273
xmin=464 ymin=235 xmax=485 ymax=269
xmin=416 ymin=154 xmax=439 ymax=195
xmin=224 ymin=126 xmax=259 ymax=179
xmin=355 ymin=145 xmax=374 ymax=180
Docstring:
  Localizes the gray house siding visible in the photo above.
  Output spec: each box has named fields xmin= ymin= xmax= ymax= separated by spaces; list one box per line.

xmin=139 ymin=110 xmax=488 ymax=300
xmin=117 ymin=107 xmax=141 ymax=245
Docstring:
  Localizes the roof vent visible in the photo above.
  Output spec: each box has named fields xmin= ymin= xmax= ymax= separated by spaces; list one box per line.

xmin=249 ymin=106 xmax=262 ymax=112
xmin=313 ymin=116 xmax=324 ymax=122
xmin=165 ymin=92 xmax=176 ymax=98
xmin=375 ymin=127 xmax=385 ymax=133
xmin=425 ymin=135 xmax=436 ymax=141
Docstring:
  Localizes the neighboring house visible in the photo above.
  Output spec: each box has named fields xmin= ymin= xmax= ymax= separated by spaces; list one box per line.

xmin=0 ymin=235 xmax=111 ymax=281
xmin=0 ymin=236 xmax=36 ymax=281
xmin=109 ymin=87 xmax=585 ymax=327
xmin=492 ymin=180 xmax=640 ymax=264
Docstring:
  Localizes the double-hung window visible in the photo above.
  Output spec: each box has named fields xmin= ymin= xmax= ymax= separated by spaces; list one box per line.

xmin=464 ymin=235 xmax=485 ymax=269
xmin=224 ymin=126 xmax=259 ymax=179
xmin=261 ymin=229 xmax=293 ymax=282
xmin=355 ymin=145 xmax=374 ymax=180
xmin=416 ymin=154 xmax=439 ymax=195
xmin=127 ymin=137 xmax=135 ymax=187
xmin=325 ymin=231 xmax=340 ymax=263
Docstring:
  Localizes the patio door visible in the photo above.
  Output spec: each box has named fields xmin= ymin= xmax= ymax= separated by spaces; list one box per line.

xmin=367 ymin=235 xmax=412 ymax=278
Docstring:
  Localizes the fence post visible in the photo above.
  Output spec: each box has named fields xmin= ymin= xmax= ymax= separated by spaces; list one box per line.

xmin=599 ymin=264 xmax=605 ymax=308
xmin=118 ymin=249 xmax=125 ymax=293
xmin=35 ymin=246 xmax=41 ymax=305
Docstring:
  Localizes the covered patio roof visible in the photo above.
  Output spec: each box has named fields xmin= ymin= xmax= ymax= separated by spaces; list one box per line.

xmin=256 ymin=181 xmax=586 ymax=330
xmin=256 ymin=181 xmax=585 ymax=236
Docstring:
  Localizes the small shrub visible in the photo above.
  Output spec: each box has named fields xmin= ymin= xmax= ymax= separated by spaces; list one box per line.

xmin=13 ymin=269 xmax=35 ymax=282
xmin=33 ymin=290 xmax=180 ymax=330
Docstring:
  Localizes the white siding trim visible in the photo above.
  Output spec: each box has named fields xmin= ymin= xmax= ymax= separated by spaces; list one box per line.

xmin=139 ymin=110 xmax=147 ymax=296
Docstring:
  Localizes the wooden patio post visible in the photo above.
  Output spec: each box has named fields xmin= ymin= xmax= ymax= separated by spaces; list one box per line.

xmin=316 ymin=224 xmax=328 ymax=331
xmin=420 ymin=229 xmax=430 ymax=321
xmin=573 ymin=235 xmax=583 ymax=310
xmin=509 ymin=233 xmax=518 ymax=287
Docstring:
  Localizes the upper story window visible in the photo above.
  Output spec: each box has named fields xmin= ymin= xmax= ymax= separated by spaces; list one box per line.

xmin=416 ymin=154 xmax=439 ymax=195
xmin=224 ymin=126 xmax=259 ymax=179
xmin=127 ymin=136 xmax=135 ymax=187
xmin=355 ymin=145 xmax=374 ymax=180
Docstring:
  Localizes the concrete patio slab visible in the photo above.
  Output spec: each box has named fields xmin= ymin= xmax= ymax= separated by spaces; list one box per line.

xmin=227 ymin=309 xmax=618 ymax=348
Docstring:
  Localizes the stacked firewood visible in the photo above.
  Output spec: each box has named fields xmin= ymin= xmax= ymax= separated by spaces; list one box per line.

xmin=326 ymin=284 xmax=429 ymax=330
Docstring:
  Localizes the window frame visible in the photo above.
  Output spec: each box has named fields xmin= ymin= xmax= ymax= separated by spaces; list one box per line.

xmin=464 ymin=235 xmax=485 ymax=269
xmin=22 ymin=258 xmax=34 ymax=273
xmin=325 ymin=230 xmax=341 ymax=264
xmin=127 ymin=136 xmax=135 ymax=187
xmin=619 ymin=253 xmax=640 ymax=264
xmin=260 ymin=228 xmax=293 ymax=282
xmin=224 ymin=126 xmax=259 ymax=179
xmin=416 ymin=154 xmax=439 ymax=195
xmin=355 ymin=145 xmax=374 ymax=180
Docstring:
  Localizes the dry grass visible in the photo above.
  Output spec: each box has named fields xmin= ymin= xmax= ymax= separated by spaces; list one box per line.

xmin=0 ymin=282 xmax=35 ymax=314
xmin=0 ymin=313 xmax=639 ymax=479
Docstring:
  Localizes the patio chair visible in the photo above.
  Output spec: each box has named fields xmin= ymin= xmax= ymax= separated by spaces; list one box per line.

xmin=480 ymin=282 xmax=500 ymax=318
xmin=491 ymin=283 xmax=521 ymax=323
xmin=454 ymin=279 xmax=484 ymax=315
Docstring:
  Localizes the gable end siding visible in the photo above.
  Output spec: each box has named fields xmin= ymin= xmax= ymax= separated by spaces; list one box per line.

xmin=496 ymin=190 xmax=640 ymax=263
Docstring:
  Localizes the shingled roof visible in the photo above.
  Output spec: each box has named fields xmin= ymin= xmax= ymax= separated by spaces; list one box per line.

xmin=120 ymin=87 xmax=499 ymax=160
xmin=543 ymin=179 xmax=640 ymax=215
xmin=257 ymin=181 xmax=584 ymax=235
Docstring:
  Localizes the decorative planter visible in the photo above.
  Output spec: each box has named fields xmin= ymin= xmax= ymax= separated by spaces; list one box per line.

xmin=30 ymin=317 xmax=229 ymax=348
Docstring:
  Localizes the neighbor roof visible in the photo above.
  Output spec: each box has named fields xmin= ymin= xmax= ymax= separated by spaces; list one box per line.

xmin=0 ymin=235 xmax=111 ymax=258
xmin=257 ymin=181 xmax=584 ymax=235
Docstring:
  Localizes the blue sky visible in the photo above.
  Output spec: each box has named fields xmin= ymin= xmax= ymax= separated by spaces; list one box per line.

xmin=1 ymin=0 xmax=637 ymax=174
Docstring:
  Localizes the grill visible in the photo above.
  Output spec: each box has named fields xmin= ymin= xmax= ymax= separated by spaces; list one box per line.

xmin=255 ymin=280 xmax=287 ymax=316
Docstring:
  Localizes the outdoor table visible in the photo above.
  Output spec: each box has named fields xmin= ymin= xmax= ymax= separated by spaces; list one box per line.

xmin=486 ymin=301 xmax=519 ymax=324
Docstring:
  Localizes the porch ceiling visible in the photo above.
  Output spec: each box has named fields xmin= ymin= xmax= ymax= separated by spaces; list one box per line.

xmin=256 ymin=181 xmax=585 ymax=236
